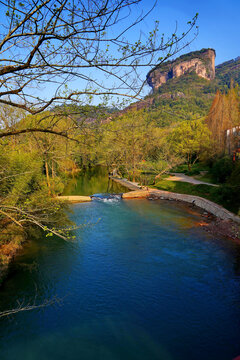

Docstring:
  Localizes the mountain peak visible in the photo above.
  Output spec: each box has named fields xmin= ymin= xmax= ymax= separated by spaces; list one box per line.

xmin=147 ymin=48 xmax=216 ymax=91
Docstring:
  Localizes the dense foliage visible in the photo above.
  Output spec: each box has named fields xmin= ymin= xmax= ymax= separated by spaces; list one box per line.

xmin=216 ymin=57 xmax=240 ymax=88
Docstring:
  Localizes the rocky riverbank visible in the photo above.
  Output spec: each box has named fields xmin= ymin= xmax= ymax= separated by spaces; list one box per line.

xmin=0 ymin=223 xmax=26 ymax=286
xmin=109 ymin=176 xmax=240 ymax=241
xmin=122 ymin=189 xmax=240 ymax=223
xmin=120 ymin=188 xmax=240 ymax=241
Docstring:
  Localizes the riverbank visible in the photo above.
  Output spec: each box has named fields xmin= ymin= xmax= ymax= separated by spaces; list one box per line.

xmin=109 ymin=177 xmax=240 ymax=224
xmin=57 ymin=195 xmax=92 ymax=203
xmin=0 ymin=223 xmax=26 ymax=286
xmin=109 ymin=177 xmax=240 ymax=241
xmin=122 ymin=189 xmax=240 ymax=224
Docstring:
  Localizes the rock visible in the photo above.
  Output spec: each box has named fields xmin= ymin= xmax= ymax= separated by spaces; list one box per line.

xmin=146 ymin=48 xmax=216 ymax=90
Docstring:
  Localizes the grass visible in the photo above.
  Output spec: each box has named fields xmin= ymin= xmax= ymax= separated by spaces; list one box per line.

xmin=154 ymin=179 xmax=217 ymax=198
xmin=194 ymin=173 xmax=217 ymax=184
xmin=153 ymin=179 xmax=239 ymax=215
xmin=171 ymin=162 xmax=210 ymax=175
xmin=136 ymin=161 xmax=239 ymax=215
xmin=170 ymin=162 xmax=219 ymax=184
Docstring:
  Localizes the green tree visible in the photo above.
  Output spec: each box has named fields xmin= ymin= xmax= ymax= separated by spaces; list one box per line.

xmin=168 ymin=119 xmax=212 ymax=170
xmin=100 ymin=110 xmax=156 ymax=180
xmin=0 ymin=148 xmax=72 ymax=242
xmin=140 ymin=127 xmax=184 ymax=180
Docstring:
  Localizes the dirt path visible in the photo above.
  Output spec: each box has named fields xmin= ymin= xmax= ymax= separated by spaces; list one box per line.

xmin=166 ymin=173 xmax=219 ymax=187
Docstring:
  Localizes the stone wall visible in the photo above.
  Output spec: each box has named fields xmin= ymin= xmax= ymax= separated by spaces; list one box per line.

xmin=122 ymin=189 xmax=240 ymax=224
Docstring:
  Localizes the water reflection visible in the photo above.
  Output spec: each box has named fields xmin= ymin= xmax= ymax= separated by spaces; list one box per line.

xmin=63 ymin=166 xmax=128 ymax=196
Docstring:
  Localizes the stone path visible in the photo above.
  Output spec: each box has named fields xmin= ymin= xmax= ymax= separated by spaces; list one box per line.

xmin=166 ymin=173 xmax=219 ymax=187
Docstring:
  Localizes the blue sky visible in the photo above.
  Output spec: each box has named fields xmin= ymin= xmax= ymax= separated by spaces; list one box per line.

xmin=137 ymin=0 xmax=240 ymax=65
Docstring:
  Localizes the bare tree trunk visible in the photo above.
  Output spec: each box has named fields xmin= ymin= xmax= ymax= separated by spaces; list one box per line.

xmin=187 ymin=153 xmax=191 ymax=171
xmin=45 ymin=161 xmax=51 ymax=195
xmin=51 ymin=160 xmax=55 ymax=178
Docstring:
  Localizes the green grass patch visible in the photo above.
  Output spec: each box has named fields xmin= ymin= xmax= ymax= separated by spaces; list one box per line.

xmin=171 ymin=162 xmax=210 ymax=176
xmin=194 ymin=173 xmax=217 ymax=184
xmin=154 ymin=180 xmax=216 ymax=198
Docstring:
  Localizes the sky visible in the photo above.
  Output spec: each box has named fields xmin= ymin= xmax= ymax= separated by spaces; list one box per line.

xmin=137 ymin=0 xmax=240 ymax=66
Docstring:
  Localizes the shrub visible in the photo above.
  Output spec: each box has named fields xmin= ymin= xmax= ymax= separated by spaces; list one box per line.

xmin=215 ymin=183 xmax=240 ymax=214
xmin=186 ymin=169 xmax=200 ymax=176
xmin=211 ymin=156 xmax=234 ymax=183
xmin=228 ymin=162 xmax=240 ymax=185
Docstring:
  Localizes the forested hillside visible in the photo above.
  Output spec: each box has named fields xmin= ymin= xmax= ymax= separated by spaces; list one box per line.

xmin=216 ymin=57 xmax=240 ymax=87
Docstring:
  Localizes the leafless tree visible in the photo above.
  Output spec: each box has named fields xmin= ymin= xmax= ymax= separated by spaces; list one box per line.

xmin=0 ymin=0 xmax=198 ymax=118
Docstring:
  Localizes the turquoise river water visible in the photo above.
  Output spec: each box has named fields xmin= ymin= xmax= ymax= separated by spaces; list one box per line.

xmin=0 ymin=171 xmax=240 ymax=359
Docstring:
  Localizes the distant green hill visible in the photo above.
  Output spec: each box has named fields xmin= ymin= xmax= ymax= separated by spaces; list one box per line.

xmin=215 ymin=57 xmax=240 ymax=88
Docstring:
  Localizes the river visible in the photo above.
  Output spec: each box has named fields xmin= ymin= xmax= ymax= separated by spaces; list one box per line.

xmin=0 ymin=169 xmax=240 ymax=359
xmin=62 ymin=166 xmax=128 ymax=196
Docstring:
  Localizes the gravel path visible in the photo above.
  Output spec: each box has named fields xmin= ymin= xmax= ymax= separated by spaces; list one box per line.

xmin=166 ymin=173 xmax=219 ymax=187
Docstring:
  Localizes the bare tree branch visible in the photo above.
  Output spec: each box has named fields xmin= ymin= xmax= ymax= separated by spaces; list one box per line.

xmin=0 ymin=127 xmax=79 ymax=141
xmin=0 ymin=0 xmax=198 ymax=114
xmin=0 ymin=294 xmax=63 ymax=318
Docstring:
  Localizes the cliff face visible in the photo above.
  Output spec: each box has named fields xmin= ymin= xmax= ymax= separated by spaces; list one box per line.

xmin=147 ymin=49 xmax=216 ymax=90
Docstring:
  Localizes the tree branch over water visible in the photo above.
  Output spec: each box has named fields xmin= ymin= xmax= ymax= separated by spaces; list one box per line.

xmin=0 ymin=294 xmax=63 ymax=318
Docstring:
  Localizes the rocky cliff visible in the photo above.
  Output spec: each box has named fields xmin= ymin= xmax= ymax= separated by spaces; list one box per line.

xmin=147 ymin=49 xmax=216 ymax=90
xmin=116 ymin=49 xmax=239 ymax=127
